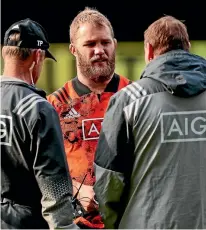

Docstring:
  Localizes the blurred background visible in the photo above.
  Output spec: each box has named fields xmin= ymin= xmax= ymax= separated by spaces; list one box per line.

xmin=1 ymin=0 xmax=206 ymax=95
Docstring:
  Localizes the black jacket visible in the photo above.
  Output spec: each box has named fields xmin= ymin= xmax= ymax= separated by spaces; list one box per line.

xmin=0 ymin=77 xmax=78 ymax=229
xmin=94 ymin=50 xmax=206 ymax=229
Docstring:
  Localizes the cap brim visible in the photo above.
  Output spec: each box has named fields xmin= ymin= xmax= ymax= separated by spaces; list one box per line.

xmin=45 ymin=50 xmax=57 ymax=62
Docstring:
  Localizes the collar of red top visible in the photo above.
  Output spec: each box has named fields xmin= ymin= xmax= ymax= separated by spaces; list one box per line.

xmin=72 ymin=73 xmax=120 ymax=96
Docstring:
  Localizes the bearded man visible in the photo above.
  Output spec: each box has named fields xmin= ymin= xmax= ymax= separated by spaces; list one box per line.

xmin=47 ymin=7 xmax=131 ymax=229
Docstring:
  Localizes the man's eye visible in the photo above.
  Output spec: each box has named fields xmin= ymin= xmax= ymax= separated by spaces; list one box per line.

xmin=85 ymin=43 xmax=95 ymax=47
xmin=102 ymin=41 xmax=110 ymax=45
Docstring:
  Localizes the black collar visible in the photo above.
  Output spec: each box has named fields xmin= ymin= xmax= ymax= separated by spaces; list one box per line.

xmin=72 ymin=73 xmax=120 ymax=96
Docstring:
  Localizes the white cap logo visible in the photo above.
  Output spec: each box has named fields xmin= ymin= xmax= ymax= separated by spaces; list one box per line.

xmin=37 ymin=40 xmax=43 ymax=46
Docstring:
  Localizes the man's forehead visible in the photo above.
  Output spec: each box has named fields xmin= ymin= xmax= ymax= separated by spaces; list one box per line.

xmin=75 ymin=23 xmax=111 ymax=41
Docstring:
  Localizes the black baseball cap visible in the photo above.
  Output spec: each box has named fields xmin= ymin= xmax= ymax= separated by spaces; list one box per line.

xmin=4 ymin=18 xmax=56 ymax=61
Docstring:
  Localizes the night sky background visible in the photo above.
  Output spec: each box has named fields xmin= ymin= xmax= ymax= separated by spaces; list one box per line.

xmin=1 ymin=0 xmax=206 ymax=43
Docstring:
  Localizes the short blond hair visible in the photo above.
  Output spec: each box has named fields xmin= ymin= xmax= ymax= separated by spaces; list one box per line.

xmin=69 ymin=7 xmax=114 ymax=43
xmin=144 ymin=15 xmax=190 ymax=55
xmin=3 ymin=33 xmax=32 ymax=60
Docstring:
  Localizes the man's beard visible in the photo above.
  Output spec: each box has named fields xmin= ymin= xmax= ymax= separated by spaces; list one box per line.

xmin=76 ymin=50 xmax=115 ymax=83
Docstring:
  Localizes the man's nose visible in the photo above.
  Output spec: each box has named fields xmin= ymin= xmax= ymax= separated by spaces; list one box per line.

xmin=94 ymin=44 xmax=105 ymax=55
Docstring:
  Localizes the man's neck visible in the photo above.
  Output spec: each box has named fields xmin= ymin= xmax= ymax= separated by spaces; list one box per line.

xmin=0 ymin=75 xmax=25 ymax=83
xmin=3 ymin=67 xmax=32 ymax=85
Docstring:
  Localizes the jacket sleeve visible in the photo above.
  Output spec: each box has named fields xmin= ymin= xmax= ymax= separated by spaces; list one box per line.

xmin=32 ymin=103 xmax=79 ymax=229
xmin=94 ymin=93 xmax=134 ymax=229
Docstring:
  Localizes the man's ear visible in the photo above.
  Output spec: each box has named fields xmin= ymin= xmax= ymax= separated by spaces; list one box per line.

xmin=2 ymin=47 xmax=6 ymax=59
xmin=147 ymin=42 xmax=154 ymax=61
xmin=114 ymin=38 xmax=117 ymax=49
xmin=144 ymin=42 xmax=154 ymax=64
xmin=69 ymin=43 xmax=76 ymax=56
xmin=188 ymin=41 xmax=191 ymax=49
xmin=35 ymin=49 xmax=44 ymax=65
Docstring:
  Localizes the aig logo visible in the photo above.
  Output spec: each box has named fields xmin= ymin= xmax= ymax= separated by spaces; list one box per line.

xmin=0 ymin=115 xmax=13 ymax=146
xmin=160 ymin=111 xmax=206 ymax=143
xmin=82 ymin=118 xmax=103 ymax=140
xmin=160 ymin=110 xmax=206 ymax=143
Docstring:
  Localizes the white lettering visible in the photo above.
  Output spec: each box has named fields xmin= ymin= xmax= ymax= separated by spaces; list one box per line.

xmin=88 ymin=123 xmax=99 ymax=136
xmin=0 ymin=115 xmax=13 ymax=146
xmin=185 ymin=117 xmax=188 ymax=135
xmin=191 ymin=117 xmax=206 ymax=135
xmin=161 ymin=111 xmax=206 ymax=143
xmin=167 ymin=118 xmax=183 ymax=136
xmin=37 ymin=40 xmax=43 ymax=46
xmin=0 ymin=121 xmax=7 ymax=138
xmin=82 ymin=118 xmax=103 ymax=140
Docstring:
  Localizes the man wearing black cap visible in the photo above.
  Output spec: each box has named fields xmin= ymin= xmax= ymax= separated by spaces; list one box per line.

xmin=1 ymin=18 xmax=78 ymax=229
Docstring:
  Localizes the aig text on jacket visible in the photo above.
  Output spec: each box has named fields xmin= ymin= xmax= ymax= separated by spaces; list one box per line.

xmin=160 ymin=111 xmax=206 ymax=143
xmin=0 ymin=115 xmax=13 ymax=146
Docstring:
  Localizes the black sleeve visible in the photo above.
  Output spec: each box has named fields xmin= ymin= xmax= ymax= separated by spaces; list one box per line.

xmin=94 ymin=94 xmax=134 ymax=229
xmin=32 ymin=104 xmax=79 ymax=229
